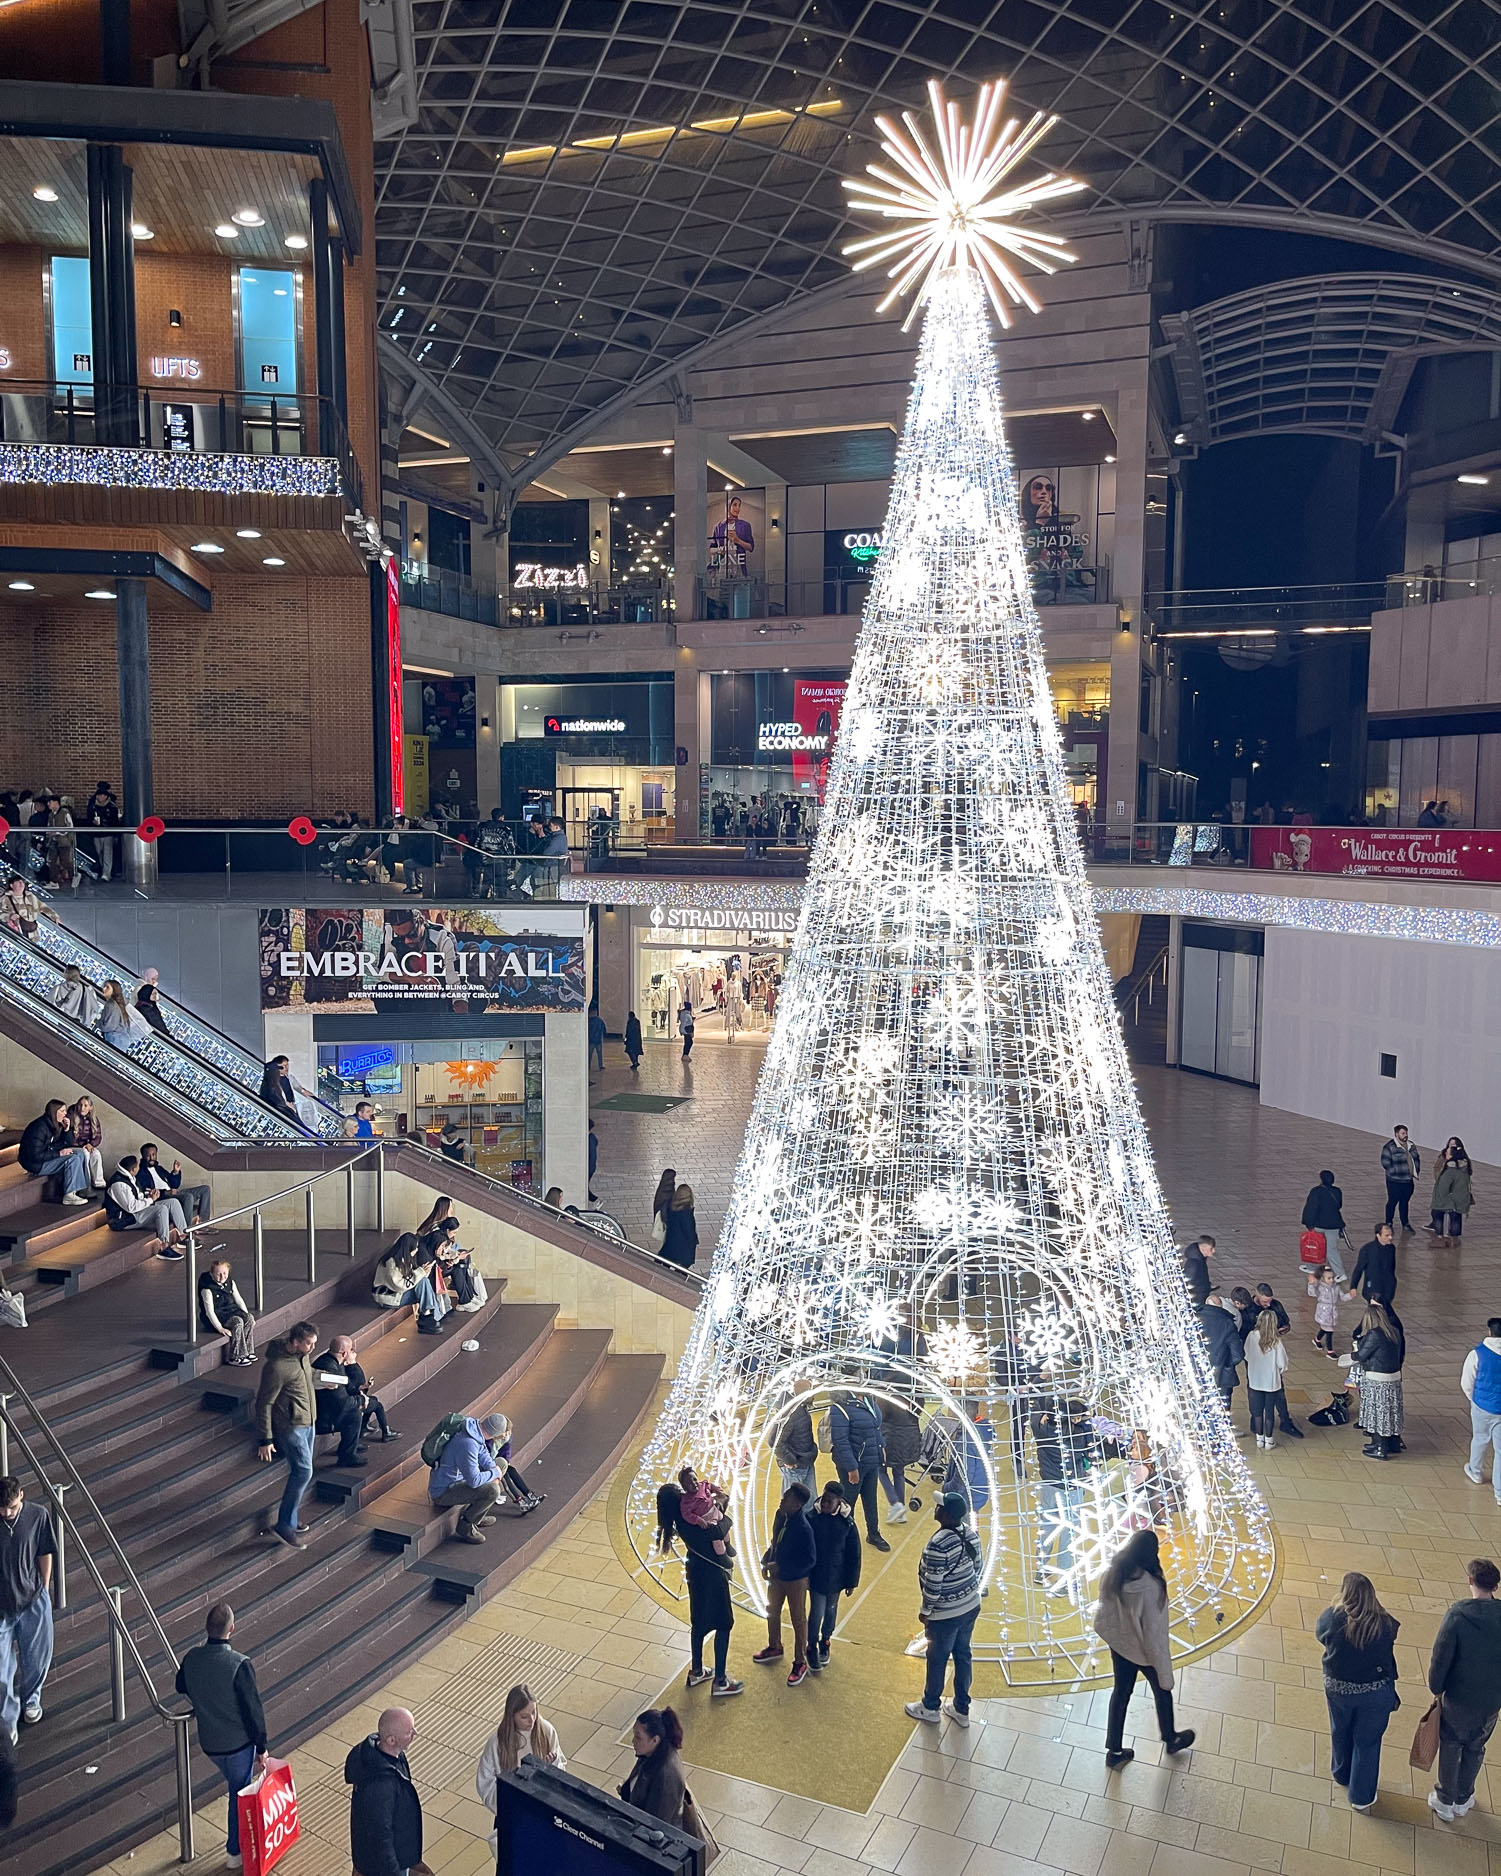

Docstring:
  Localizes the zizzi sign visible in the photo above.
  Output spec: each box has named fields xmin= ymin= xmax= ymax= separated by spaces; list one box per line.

xmin=648 ymin=903 xmax=799 ymax=935
xmin=544 ymin=715 xmax=625 ymax=736
xmin=757 ymin=720 xmax=830 ymax=752
xmin=514 ymin=562 xmax=588 ymax=590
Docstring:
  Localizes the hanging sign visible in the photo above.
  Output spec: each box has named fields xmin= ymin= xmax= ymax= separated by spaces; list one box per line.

xmin=514 ymin=562 xmax=588 ymax=589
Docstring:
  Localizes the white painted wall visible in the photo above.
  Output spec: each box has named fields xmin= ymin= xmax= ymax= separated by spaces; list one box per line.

xmin=1260 ymin=924 xmax=1501 ymax=1165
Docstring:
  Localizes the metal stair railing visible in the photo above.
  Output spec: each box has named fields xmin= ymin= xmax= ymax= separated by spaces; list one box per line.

xmin=0 ymin=1353 xmax=200 ymax=1862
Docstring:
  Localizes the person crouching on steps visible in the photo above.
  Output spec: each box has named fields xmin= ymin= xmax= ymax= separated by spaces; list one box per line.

xmin=754 ymin=1482 xmax=815 ymax=1686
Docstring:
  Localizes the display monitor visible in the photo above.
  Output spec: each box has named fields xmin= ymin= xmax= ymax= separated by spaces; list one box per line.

xmin=495 ymin=1758 xmax=702 ymax=1876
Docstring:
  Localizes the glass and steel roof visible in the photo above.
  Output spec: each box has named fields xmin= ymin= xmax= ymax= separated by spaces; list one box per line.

xmin=375 ymin=1 xmax=1501 ymax=482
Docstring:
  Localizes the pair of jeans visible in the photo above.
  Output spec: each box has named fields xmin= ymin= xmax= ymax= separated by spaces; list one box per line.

xmin=0 ymin=1589 xmax=53 ymax=1736
xmin=779 ymin=1462 xmax=817 ymax=1502
xmin=1469 ymin=1405 xmax=1501 ymax=1495
xmin=38 ymin=1152 xmax=89 ymax=1196
xmin=1431 ymin=1210 xmax=1464 ymax=1238
xmin=690 ymin=1620 xmax=730 ymax=1682
xmin=316 ymin=1391 xmax=364 ymax=1463
xmin=766 ymin=1574 xmax=809 ymax=1665
xmin=1106 ymin=1651 xmax=1177 ymax=1751
xmin=589 ymin=1040 xmax=604 ymax=1070
xmin=274 ymin=1425 xmax=315 ymax=1535
xmin=360 ymin=1394 xmax=390 ymax=1439
xmin=1436 ymin=1697 xmax=1499 ymax=1807
xmin=1038 ymin=1481 xmax=1082 ymax=1575
xmin=210 ymin=1742 xmax=258 ymax=1856
xmin=1384 ymin=1179 xmax=1414 ymax=1229
xmin=880 ymin=1464 xmax=908 ymax=1507
xmin=1326 ymin=1683 xmax=1396 ymax=1806
xmin=807 ymin=1588 xmax=840 ymax=1650
xmin=842 ymin=1468 xmax=882 ymax=1540
xmin=921 ymin=1609 xmax=977 ymax=1714
xmin=398 ymin=1276 xmax=446 ymax=1321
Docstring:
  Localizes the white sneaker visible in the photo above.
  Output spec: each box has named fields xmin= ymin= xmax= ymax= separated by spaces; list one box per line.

xmin=887 ymin=1503 xmax=908 ymax=1525
xmin=1456 ymin=1796 xmax=1477 ymax=1817
xmin=904 ymin=1700 xmax=940 ymax=1723
xmin=941 ymin=1700 xmax=970 ymax=1728
xmin=1464 ymin=1465 xmax=1485 ymax=1484
xmin=21 ymin=1696 xmax=41 ymax=1723
xmin=227 ymin=1854 xmax=243 ymax=1868
xmin=1428 ymin=1791 xmax=1457 ymax=1822
xmin=1265 ymin=1436 xmax=1276 ymax=1449
xmin=61 ymin=1193 xmax=89 ymax=1207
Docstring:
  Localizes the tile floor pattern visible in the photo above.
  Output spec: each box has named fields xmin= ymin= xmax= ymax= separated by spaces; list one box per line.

xmin=95 ymin=1065 xmax=1501 ymax=1876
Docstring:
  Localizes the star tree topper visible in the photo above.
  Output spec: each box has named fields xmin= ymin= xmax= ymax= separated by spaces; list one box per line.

xmin=842 ymin=77 xmax=1086 ymax=329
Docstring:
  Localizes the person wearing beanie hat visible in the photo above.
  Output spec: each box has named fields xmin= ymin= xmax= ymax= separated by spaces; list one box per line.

xmin=480 ymin=1413 xmax=545 ymax=1515
xmin=905 ymin=1490 xmax=982 ymax=1727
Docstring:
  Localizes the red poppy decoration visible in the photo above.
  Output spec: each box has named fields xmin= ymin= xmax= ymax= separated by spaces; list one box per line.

xmin=0 ymin=818 xmax=9 ymax=844
xmin=288 ymin=816 xmax=318 ymax=846
xmin=137 ymin=816 xmax=166 ymax=843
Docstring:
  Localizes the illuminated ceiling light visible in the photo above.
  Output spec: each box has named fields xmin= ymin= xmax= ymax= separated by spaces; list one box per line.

xmin=214 ymin=223 xmax=240 ymax=238
xmin=617 ymin=489 xmax=626 ymax=497
xmin=842 ymin=76 xmax=1083 ymax=329
xmin=284 ymin=234 xmax=309 ymax=250
xmin=132 ymin=222 xmax=154 ymax=239
xmin=1104 ymin=453 xmax=1116 ymax=463
xmin=232 ymin=208 xmax=265 ymax=227
xmin=1081 ymin=410 xmax=1095 ymax=421
xmin=191 ymin=541 xmax=225 ymax=554
xmin=33 ymin=185 xmax=58 ymax=203
xmin=8 ymin=580 xmax=35 ymax=592
xmin=86 ymin=589 xmax=116 ymax=600
xmin=263 ymin=556 xmax=286 ymax=567
xmin=1457 ymin=473 xmax=1490 ymax=485
xmin=236 ymin=528 xmax=262 ymax=539
xmin=500 ymin=98 xmax=844 ymax=166
xmin=1173 ymin=431 xmax=1188 ymax=444
xmin=662 ymin=446 xmax=673 ymax=455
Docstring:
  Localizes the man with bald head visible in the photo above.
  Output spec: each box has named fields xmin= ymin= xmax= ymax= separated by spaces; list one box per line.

xmin=346 ymin=1706 xmax=425 ymax=1876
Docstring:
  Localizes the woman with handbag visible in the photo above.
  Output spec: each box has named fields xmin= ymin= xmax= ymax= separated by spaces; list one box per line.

xmin=618 ymin=1708 xmax=687 ymax=1826
xmin=1314 ymin=1571 xmax=1400 ymax=1811
xmin=650 ymin=1167 xmax=677 ymax=1250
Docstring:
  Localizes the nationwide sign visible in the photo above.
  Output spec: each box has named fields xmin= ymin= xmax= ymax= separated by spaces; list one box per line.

xmin=1248 ymin=826 xmax=1501 ymax=883
xmin=544 ymin=715 xmax=626 ymax=736
xmin=757 ymin=720 xmax=830 ymax=752
xmin=258 ymin=907 xmax=586 ymax=1011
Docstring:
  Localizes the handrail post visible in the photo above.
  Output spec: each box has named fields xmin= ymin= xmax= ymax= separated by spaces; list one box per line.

xmin=185 ymin=1231 xmax=198 ymax=1345
xmin=305 ymin=1186 xmax=316 ymax=1285
xmin=174 ymin=1713 xmax=196 ymax=1863
xmin=253 ymin=1209 xmax=265 ymax=1310
xmin=52 ymin=1482 xmax=69 ymax=1611
xmin=0 ymin=1392 xmax=9 ymax=1477
xmin=109 ymin=1586 xmax=127 ymax=1722
xmin=376 ymin=1149 xmax=385 ymax=1232
xmin=346 ymin=1162 xmax=356 ymax=1258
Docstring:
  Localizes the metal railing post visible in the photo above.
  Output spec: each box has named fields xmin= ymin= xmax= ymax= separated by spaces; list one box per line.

xmin=185 ymin=1232 xmax=198 ymax=1344
xmin=376 ymin=1150 xmax=385 ymax=1232
xmin=174 ymin=1714 xmax=196 ymax=1863
xmin=109 ymin=1586 xmax=127 ymax=1722
xmin=0 ymin=1392 xmax=9 ymax=1477
xmin=253 ymin=1209 xmax=265 ymax=1311
xmin=305 ymin=1186 xmax=316 ymax=1284
xmin=346 ymin=1162 xmax=356 ymax=1258
xmin=52 ymin=1482 xmax=69 ymax=1611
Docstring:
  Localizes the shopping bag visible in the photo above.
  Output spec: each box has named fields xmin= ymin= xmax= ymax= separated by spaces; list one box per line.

xmin=1299 ymin=1230 xmax=1327 ymax=1267
xmin=1409 ymin=1698 xmax=1442 ymax=1770
xmin=237 ymin=1756 xmax=300 ymax=1876
xmin=682 ymin=1789 xmax=721 ymax=1866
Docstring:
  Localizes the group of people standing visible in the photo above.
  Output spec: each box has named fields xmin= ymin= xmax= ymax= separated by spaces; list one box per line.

xmin=1 ymin=782 xmax=120 ymax=891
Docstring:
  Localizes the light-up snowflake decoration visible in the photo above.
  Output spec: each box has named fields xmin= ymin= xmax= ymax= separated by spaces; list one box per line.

xmin=929 ymin=1320 xmax=984 ymax=1379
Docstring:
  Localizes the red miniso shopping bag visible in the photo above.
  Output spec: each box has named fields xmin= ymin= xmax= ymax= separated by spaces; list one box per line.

xmin=237 ymin=1756 xmax=300 ymax=1876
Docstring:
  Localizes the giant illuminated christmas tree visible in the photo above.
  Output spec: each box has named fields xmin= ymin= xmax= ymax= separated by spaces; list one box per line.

xmin=627 ymin=81 xmax=1274 ymax=1683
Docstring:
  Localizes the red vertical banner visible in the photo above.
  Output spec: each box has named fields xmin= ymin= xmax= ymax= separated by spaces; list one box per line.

xmin=385 ymin=557 xmax=405 ymax=815
xmin=792 ymin=679 xmax=845 ymax=802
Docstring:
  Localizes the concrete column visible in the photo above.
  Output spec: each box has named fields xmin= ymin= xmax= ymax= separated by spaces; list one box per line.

xmin=1105 ymin=366 xmax=1151 ymax=847
xmin=542 ymin=1011 xmax=588 ymax=1203
xmin=474 ymin=674 xmax=501 ymax=817
xmin=672 ymin=650 xmax=701 ymax=842
xmin=310 ymin=179 xmax=338 ymax=457
xmin=1164 ymin=913 xmax=1182 ymax=1067
xmin=673 ymin=418 xmax=707 ymax=623
xmin=86 ymin=143 xmax=137 ymax=446
xmin=115 ymin=578 xmax=155 ymax=885
xmin=1106 ymin=623 xmax=1142 ymax=844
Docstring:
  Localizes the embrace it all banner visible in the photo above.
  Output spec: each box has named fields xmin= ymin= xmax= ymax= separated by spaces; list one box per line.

xmin=259 ymin=907 xmax=586 ymax=1012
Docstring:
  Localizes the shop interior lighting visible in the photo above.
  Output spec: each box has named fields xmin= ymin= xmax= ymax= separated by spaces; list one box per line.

xmin=32 ymin=185 xmax=57 ymax=202
xmin=191 ymin=541 xmax=225 ymax=554
xmin=232 ymin=208 xmax=265 ymax=227
xmin=214 ymin=223 xmax=239 ymax=238
xmin=500 ymin=98 xmax=844 ymax=166
xmin=236 ymin=528 xmax=261 ymax=539
xmin=263 ymin=556 xmax=286 ymax=567
xmin=8 ymin=581 xmax=35 ymax=592
xmin=1104 ymin=453 xmax=1116 ymax=463
xmin=1081 ymin=410 xmax=1095 ymax=420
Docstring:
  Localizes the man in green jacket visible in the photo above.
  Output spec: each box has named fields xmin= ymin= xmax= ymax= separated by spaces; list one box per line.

xmin=253 ymin=1322 xmax=326 ymax=1550
xmin=1428 ymin=1557 xmax=1501 ymax=1819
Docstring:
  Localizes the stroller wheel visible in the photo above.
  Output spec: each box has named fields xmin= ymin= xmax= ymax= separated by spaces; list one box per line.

xmin=909 ymin=1496 xmax=922 ymax=1511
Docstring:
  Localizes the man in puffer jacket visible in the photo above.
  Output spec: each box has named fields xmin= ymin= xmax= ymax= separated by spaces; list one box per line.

xmin=346 ymin=1708 xmax=422 ymax=1876
xmin=905 ymin=1491 xmax=982 ymax=1727
xmin=830 ymin=1391 xmax=888 ymax=1550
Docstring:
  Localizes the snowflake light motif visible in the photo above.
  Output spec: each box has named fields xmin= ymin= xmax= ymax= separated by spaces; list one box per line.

xmin=1017 ymin=1305 xmax=1080 ymax=1369
xmin=929 ymin=1319 xmax=984 ymax=1378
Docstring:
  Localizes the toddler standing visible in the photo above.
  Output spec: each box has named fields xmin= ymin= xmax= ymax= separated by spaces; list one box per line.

xmin=1312 ymin=1266 xmax=1341 ymax=1355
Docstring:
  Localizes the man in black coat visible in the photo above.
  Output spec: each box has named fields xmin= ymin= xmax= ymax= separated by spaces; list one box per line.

xmin=346 ymin=1707 xmax=422 ymax=1876
xmin=1301 ymin=1170 xmax=1348 ymax=1281
xmin=1180 ymin=1234 xmax=1216 ymax=1306
xmin=1196 ymin=1295 xmax=1244 ymax=1414
xmin=1348 ymin=1222 xmax=1398 ymax=1304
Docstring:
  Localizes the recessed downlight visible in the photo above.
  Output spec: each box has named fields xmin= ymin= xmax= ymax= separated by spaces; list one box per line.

xmin=236 ymin=528 xmax=262 ymax=539
xmin=232 ymin=208 xmax=265 ymax=227
xmin=214 ymin=223 xmax=240 ymax=239
xmin=86 ymin=589 xmax=116 ymax=600
xmin=191 ymin=541 xmax=225 ymax=554
xmin=263 ymin=556 xmax=286 ymax=567
xmin=284 ymin=234 xmax=309 ymax=250
xmin=8 ymin=580 xmax=35 ymax=592
xmin=32 ymin=185 xmax=58 ymax=203
xmin=132 ymin=223 xmax=154 ymax=240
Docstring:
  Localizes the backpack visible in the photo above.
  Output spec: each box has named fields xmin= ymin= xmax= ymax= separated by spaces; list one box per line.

xmin=1308 ymin=1392 xmax=1351 ymax=1427
xmin=420 ymin=1412 xmax=468 ymax=1469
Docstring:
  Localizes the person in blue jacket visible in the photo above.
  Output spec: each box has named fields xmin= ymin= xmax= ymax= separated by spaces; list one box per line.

xmin=807 ymin=1481 xmax=863 ymax=1669
xmin=830 ymin=1391 xmax=889 ymax=1551
xmin=753 ymin=1483 xmax=816 ymax=1686
xmin=427 ymin=1417 xmax=503 ymax=1544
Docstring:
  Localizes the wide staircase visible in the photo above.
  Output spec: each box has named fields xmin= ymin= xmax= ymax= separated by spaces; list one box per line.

xmin=0 ymin=1157 xmax=667 ymax=1874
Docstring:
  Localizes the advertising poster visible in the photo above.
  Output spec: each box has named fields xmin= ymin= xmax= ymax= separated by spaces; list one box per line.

xmin=258 ymin=907 xmax=586 ymax=1012
xmin=1018 ymin=466 xmax=1097 ymax=600
xmin=793 ymin=678 xmax=845 ymax=801
xmin=707 ymin=488 xmax=765 ymax=580
xmin=401 ymin=735 xmax=430 ymax=816
xmin=417 ymin=677 xmax=476 ymax=746
xmin=1248 ymin=827 xmax=1501 ymax=882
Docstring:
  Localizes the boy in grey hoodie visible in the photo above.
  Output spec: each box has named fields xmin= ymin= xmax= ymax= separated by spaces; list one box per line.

xmin=1428 ymin=1558 xmax=1501 ymax=1819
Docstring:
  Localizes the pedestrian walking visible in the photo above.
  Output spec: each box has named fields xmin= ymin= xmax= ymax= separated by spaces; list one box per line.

xmin=624 ymin=1011 xmax=643 ymax=1070
xmin=773 ymin=1378 xmax=818 ymax=1500
xmin=1348 ymin=1222 xmax=1398 ymax=1305
xmin=1380 ymin=1125 xmax=1420 ymax=1232
xmin=879 ymin=1396 xmax=922 ymax=1526
xmin=0 ymin=1475 xmax=55 ymax=1745
xmin=677 ymin=1000 xmax=695 ymax=1059
xmin=1427 ymin=1558 xmax=1501 ymax=1820
xmin=807 ymin=1481 xmax=861 ymax=1669
xmin=588 ymin=1006 xmax=606 ymax=1072
xmin=649 ymin=1167 xmax=676 ymax=1250
xmin=1462 ymin=1319 xmax=1501 ymax=1500
xmin=1094 ymin=1530 xmax=1196 ymax=1767
xmin=1429 ymin=1139 xmax=1474 ymax=1246
xmin=830 ymin=1391 xmax=889 ymax=1551
xmin=1313 ymin=1266 xmax=1342 ymax=1355
xmin=904 ymin=1491 xmax=982 ymax=1727
xmin=346 ymin=1708 xmax=424 ymax=1876
xmin=253 ymin=1321 xmax=322 ymax=1549
xmin=1315 ymin=1572 xmax=1399 ymax=1812
xmin=753 ymin=1481 xmax=815 ymax=1686
xmin=1245 ymin=1309 xmax=1288 ymax=1450
xmin=1350 ymin=1301 xmax=1405 ymax=1460
xmin=174 ymin=1602 xmax=269 ymax=1868
xmin=1301 ymin=1170 xmax=1348 ymax=1280
xmin=659 ymin=1184 xmax=699 ymax=1270
xmin=588 ymin=1118 xmax=600 ymax=1203
xmin=1032 ymin=1400 xmax=1093 ymax=1590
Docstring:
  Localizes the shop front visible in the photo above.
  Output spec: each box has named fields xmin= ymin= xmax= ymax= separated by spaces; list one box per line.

xmin=630 ymin=900 xmax=801 ymax=1044
xmin=258 ymin=902 xmax=589 ymax=1192
xmin=501 ymin=678 xmax=676 ymax=846
xmin=704 ymin=669 xmax=847 ymax=840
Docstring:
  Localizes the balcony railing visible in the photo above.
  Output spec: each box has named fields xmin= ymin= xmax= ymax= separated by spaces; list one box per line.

xmin=0 ymin=377 xmax=362 ymax=511
xmin=400 ymin=561 xmax=499 ymax=625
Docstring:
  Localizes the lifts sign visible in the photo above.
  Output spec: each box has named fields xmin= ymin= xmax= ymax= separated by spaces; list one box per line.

xmin=258 ymin=907 xmax=585 ymax=1011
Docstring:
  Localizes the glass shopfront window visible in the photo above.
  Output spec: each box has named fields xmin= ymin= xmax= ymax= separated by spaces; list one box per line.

xmin=635 ymin=911 xmax=797 ymax=1046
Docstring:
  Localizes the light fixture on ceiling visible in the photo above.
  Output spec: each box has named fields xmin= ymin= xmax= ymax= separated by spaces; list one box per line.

xmin=263 ymin=556 xmax=286 ymax=567
xmin=1457 ymin=473 xmax=1490 ymax=486
xmin=284 ymin=234 xmax=309 ymax=250
xmin=232 ymin=208 xmax=265 ymax=227
xmin=191 ymin=541 xmax=225 ymax=554
xmin=1173 ymin=431 xmax=1188 ymax=445
xmin=662 ymin=445 xmax=672 ymax=455
xmin=8 ymin=580 xmax=35 ymax=592
xmin=236 ymin=528 xmax=261 ymax=539
xmin=214 ymin=223 xmax=239 ymax=238
xmin=1104 ymin=453 xmax=1116 ymax=463
xmin=1081 ymin=410 xmax=1095 ymax=421
xmin=616 ymin=489 xmax=626 ymax=497
xmin=132 ymin=223 xmax=154 ymax=240
xmin=32 ymin=185 xmax=58 ymax=202
xmin=86 ymin=589 xmax=116 ymax=600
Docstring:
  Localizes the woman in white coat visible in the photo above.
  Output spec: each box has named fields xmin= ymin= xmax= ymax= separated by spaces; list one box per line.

xmin=475 ymin=1683 xmax=566 ymax=1848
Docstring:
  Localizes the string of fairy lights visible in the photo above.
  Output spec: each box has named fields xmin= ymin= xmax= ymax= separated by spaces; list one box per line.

xmin=626 ymin=80 xmax=1274 ymax=1683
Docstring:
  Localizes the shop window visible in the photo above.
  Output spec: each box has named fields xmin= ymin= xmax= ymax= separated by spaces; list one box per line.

xmin=238 ymin=267 xmax=299 ymax=396
xmin=49 ymin=256 xmax=93 ymax=387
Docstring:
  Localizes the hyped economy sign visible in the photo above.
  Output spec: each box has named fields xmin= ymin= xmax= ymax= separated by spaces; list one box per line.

xmin=258 ymin=907 xmax=586 ymax=1011
xmin=1248 ymin=826 xmax=1501 ymax=883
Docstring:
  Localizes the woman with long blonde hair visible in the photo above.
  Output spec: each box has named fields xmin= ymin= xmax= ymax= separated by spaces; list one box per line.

xmin=474 ymin=1682 xmax=566 ymax=1845
xmin=1243 ymin=1309 xmax=1289 ymax=1451
xmin=1314 ymin=1571 xmax=1399 ymax=1812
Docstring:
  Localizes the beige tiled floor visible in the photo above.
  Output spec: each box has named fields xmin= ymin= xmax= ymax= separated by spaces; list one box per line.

xmin=100 ymin=1066 xmax=1501 ymax=1876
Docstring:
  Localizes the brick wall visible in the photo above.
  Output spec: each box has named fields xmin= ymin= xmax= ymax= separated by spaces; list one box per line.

xmin=133 ymin=252 xmax=235 ymax=390
xmin=0 ymin=248 xmax=46 ymax=379
xmin=0 ymin=575 xmax=373 ymax=816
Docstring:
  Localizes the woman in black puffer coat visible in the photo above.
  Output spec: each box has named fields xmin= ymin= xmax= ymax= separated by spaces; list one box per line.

xmin=879 ymin=1397 xmax=923 ymax=1525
